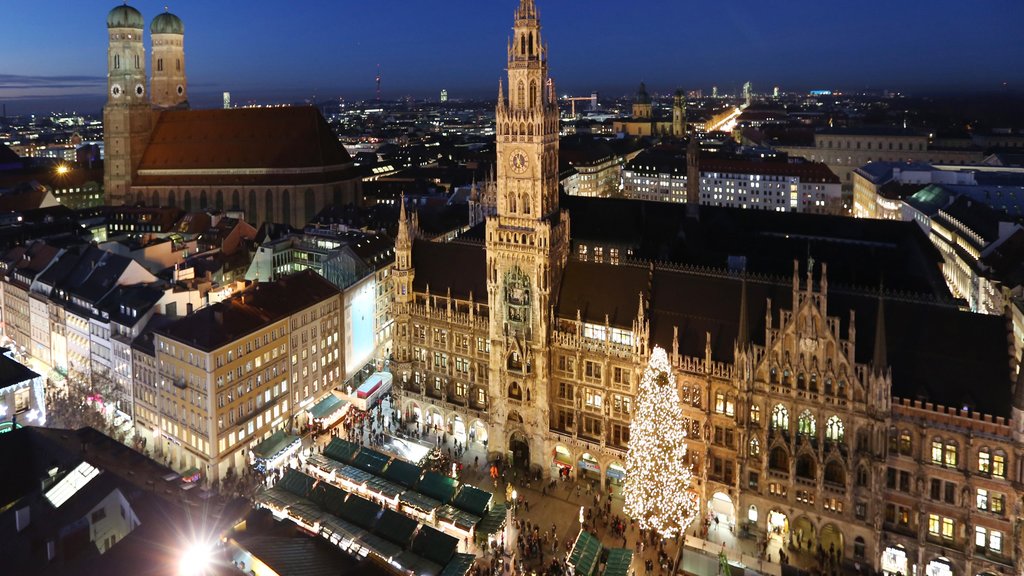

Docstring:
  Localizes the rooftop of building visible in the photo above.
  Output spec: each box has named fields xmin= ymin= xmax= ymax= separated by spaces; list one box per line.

xmin=411 ymin=238 xmax=487 ymax=304
xmin=562 ymin=197 xmax=949 ymax=297
xmin=135 ymin=106 xmax=355 ymax=186
xmin=816 ymin=126 xmax=928 ymax=138
xmin=157 ymin=269 xmax=340 ymax=351
xmin=0 ymin=426 xmax=246 ymax=576
xmin=554 ymin=259 xmax=1012 ymax=417
xmin=0 ymin=349 xmax=40 ymax=390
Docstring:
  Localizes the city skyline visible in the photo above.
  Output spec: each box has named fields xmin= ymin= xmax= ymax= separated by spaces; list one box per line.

xmin=3 ymin=0 xmax=1024 ymax=114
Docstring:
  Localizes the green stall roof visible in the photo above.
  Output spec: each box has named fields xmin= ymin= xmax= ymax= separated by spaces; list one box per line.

xmin=394 ymin=550 xmax=443 ymax=576
xmin=451 ymin=484 xmax=491 ymax=516
xmin=604 ymin=548 xmax=633 ymax=576
xmin=384 ymin=458 xmax=423 ymax=488
xmin=568 ymin=531 xmax=602 ymax=576
xmin=339 ymin=494 xmax=382 ymax=531
xmin=353 ymin=447 xmax=392 ymax=475
xmin=277 ymin=469 xmax=316 ymax=497
xmin=417 ymin=471 xmax=457 ymax=503
xmin=307 ymin=480 xmax=348 ymax=516
xmin=475 ymin=503 xmax=507 ymax=540
xmin=412 ymin=525 xmax=458 ymax=566
xmin=251 ymin=430 xmax=301 ymax=461
xmin=439 ymin=553 xmax=477 ymax=576
xmin=374 ymin=508 xmax=420 ymax=547
xmin=399 ymin=490 xmax=443 ymax=514
xmin=324 ymin=438 xmax=361 ymax=464
xmin=309 ymin=393 xmax=348 ymax=420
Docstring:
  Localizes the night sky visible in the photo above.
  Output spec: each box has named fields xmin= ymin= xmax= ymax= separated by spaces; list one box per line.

xmin=2 ymin=0 xmax=1023 ymax=113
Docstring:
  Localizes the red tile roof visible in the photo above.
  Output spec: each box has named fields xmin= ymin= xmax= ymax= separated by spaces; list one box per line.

xmin=134 ymin=106 xmax=355 ymax=186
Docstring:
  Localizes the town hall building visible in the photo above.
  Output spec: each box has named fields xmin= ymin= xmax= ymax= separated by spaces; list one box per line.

xmin=391 ymin=2 xmax=1024 ymax=576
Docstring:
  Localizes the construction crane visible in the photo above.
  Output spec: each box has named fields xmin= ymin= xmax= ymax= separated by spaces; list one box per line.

xmin=560 ymin=91 xmax=598 ymax=117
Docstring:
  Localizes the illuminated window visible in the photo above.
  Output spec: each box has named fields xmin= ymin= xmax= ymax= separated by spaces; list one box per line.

xmin=825 ymin=415 xmax=844 ymax=442
xmin=771 ymin=404 xmax=789 ymax=432
xmin=749 ymin=437 xmax=760 ymax=457
xmin=798 ymin=410 xmax=816 ymax=436
xmin=899 ymin=431 xmax=912 ymax=455
xmin=979 ymin=449 xmax=991 ymax=473
xmin=750 ymin=404 xmax=761 ymax=425
xmin=993 ymin=452 xmax=1006 ymax=478
xmin=944 ymin=443 xmax=958 ymax=468
xmin=941 ymin=517 xmax=954 ymax=540
xmin=931 ymin=440 xmax=942 ymax=464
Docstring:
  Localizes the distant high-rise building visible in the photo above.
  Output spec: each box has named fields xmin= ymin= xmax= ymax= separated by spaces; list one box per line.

xmin=223 ymin=91 xmax=230 ymax=109
xmin=712 ymin=85 xmax=718 ymax=98
xmin=743 ymin=81 xmax=753 ymax=105
xmin=773 ymin=86 xmax=780 ymax=98
xmin=440 ymin=89 xmax=448 ymax=102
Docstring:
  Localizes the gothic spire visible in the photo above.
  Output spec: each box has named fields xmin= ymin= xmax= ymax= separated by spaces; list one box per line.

xmin=396 ymin=192 xmax=410 ymax=247
xmin=516 ymin=0 xmax=537 ymax=20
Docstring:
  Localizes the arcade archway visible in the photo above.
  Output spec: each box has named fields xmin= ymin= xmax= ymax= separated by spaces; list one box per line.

xmin=792 ymin=516 xmax=816 ymax=552
xmin=450 ymin=414 xmax=467 ymax=443
xmin=819 ymin=523 xmax=843 ymax=561
xmin=710 ymin=492 xmax=736 ymax=528
xmin=880 ymin=544 xmax=909 ymax=576
xmin=469 ymin=419 xmax=488 ymax=445
xmin=578 ymin=452 xmax=601 ymax=481
xmin=552 ymin=444 xmax=574 ymax=476
xmin=606 ymin=462 xmax=626 ymax=487
xmin=508 ymin=431 xmax=530 ymax=469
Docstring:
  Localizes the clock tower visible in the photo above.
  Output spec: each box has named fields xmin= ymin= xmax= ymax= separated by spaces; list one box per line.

xmin=486 ymin=0 xmax=570 ymax=471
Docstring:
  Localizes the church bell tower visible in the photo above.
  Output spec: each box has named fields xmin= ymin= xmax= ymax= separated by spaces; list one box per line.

xmin=103 ymin=3 xmax=153 ymax=206
xmin=486 ymin=0 xmax=569 ymax=471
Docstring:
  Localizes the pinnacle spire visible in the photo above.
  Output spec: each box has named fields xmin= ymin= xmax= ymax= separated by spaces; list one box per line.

xmin=397 ymin=192 xmax=410 ymax=246
xmin=516 ymin=0 xmax=537 ymax=20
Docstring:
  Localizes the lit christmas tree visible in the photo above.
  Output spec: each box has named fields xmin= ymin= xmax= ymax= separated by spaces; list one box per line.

xmin=623 ymin=346 xmax=699 ymax=538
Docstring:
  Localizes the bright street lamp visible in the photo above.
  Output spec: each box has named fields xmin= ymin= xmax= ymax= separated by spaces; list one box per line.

xmin=179 ymin=541 xmax=214 ymax=576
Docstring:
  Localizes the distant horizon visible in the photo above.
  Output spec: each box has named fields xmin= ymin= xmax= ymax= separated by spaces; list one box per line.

xmin=2 ymin=0 xmax=1023 ymax=117
xmin=4 ymin=85 xmax=1024 ymax=119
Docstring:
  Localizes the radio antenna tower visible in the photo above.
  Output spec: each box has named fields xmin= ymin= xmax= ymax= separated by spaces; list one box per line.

xmin=376 ymin=65 xmax=382 ymax=102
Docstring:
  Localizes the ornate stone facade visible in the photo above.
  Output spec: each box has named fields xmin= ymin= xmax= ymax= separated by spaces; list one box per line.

xmin=391 ymin=3 xmax=1022 ymax=575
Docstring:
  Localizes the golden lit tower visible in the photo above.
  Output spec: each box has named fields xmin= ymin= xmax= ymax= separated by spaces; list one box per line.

xmin=487 ymin=0 xmax=570 ymax=469
xmin=150 ymin=9 xmax=187 ymax=109
xmin=632 ymin=82 xmax=652 ymax=119
xmin=672 ymin=89 xmax=686 ymax=137
xmin=103 ymin=3 xmax=153 ymax=206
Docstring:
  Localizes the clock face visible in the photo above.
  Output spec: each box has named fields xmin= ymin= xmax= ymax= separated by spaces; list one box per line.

xmin=135 ymin=84 xmax=145 ymax=97
xmin=110 ymin=84 xmax=122 ymax=98
xmin=510 ymin=150 xmax=529 ymax=174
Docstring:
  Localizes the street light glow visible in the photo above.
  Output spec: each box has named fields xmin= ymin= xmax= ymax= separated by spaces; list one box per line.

xmin=179 ymin=541 xmax=213 ymax=576
xmin=55 ymin=164 xmax=70 ymax=175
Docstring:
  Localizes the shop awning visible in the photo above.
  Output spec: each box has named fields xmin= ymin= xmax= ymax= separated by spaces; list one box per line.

xmin=475 ymin=503 xmax=507 ymax=540
xmin=324 ymin=438 xmax=361 ymax=464
xmin=451 ymin=484 xmax=491 ymax=516
xmin=436 ymin=505 xmax=481 ymax=533
xmin=277 ymin=469 xmax=316 ymax=497
xmin=252 ymin=430 xmax=301 ymax=462
xmin=384 ymin=458 xmax=423 ymax=488
xmin=604 ymin=548 xmax=633 ymax=576
xmin=568 ymin=530 xmax=602 ymax=576
xmin=398 ymin=489 xmax=443 ymax=515
xmin=307 ymin=479 xmax=348 ymax=516
xmin=309 ymin=393 xmax=349 ymax=421
xmin=417 ymin=471 xmax=457 ymax=503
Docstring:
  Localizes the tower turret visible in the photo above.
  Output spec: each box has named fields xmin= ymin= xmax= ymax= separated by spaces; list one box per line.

xmin=394 ymin=193 xmax=415 ymax=305
xmin=104 ymin=3 xmax=152 ymax=206
xmin=632 ymin=82 xmax=652 ymax=119
xmin=150 ymin=9 xmax=188 ymax=109
xmin=672 ymin=89 xmax=686 ymax=137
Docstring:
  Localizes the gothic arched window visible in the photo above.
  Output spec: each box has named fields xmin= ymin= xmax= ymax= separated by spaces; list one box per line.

xmin=530 ymin=80 xmax=538 ymax=107
xmin=114 ymin=54 xmax=120 ymax=70
xmin=749 ymin=437 xmax=760 ymax=457
xmin=825 ymin=415 xmax=844 ymax=442
xmin=798 ymin=410 xmax=816 ymax=436
xmin=508 ymin=381 xmax=522 ymax=401
xmin=771 ymin=404 xmax=789 ymax=432
xmin=517 ymin=82 xmax=525 ymax=108
xmin=157 ymin=58 xmax=163 ymax=72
